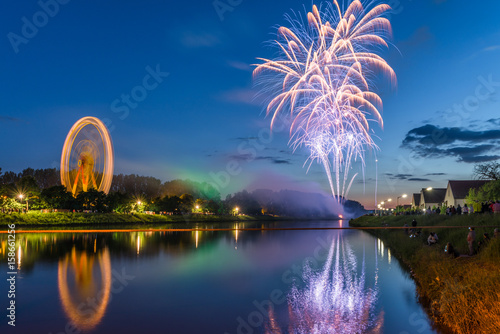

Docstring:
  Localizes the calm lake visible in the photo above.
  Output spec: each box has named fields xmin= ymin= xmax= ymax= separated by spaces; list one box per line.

xmin=0 ymin=221 xmax=439 ymax=334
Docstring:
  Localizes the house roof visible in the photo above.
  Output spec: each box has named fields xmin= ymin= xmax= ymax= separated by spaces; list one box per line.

xmin=412 ymin=193 xmax=420 ymax=206
xmin=421 ymin=188 xmax=446 ymax=204
xmin=448 ymin=180 xmax=490 ymax=200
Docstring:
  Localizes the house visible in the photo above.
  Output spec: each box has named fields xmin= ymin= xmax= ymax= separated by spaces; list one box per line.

xmin=444 ymin=180 xmax=490 ymax=207
xmin=420 ymin=188 xmax=446 ymax=210
xmin=411 ymin=193 xmax=421 ymax=209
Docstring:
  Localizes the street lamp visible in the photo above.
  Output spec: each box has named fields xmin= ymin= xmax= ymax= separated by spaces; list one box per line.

xmin=426 ymin=187 xmax=433 ymax=191
xmin=379 ymin=198 xmax=392 ymax=214
xmin=235 ymin=207 xmax=239 ymax=216
xmin=397 ymin=194 xmax=407 ymax=212
xmin=18 ymin=194 xmax=28 ymax=213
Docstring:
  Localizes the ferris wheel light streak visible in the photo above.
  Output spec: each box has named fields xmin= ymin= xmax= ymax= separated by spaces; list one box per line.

xmin=60 ymin=117 xmax=114 ymax=196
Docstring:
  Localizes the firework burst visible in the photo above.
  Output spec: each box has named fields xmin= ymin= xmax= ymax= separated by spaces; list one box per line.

xmin=254 ymin=0 xmax=396 ymax=201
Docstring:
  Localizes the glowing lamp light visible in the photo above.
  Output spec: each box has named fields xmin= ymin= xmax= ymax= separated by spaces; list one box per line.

xmin=427 ymin=187 xmax=433 ymax=191
xmin=18 ymin=194 xmax=24 ymax=199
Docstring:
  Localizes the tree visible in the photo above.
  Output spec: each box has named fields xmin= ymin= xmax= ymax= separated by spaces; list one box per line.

xmin=205 ymin=200 xmax=221 ymax=214
xmin=473 ymin=162 xmax=500 ymax=180
xmin=179 ymin=193 xmax=195 ymax=213
xmin=76 ymin=189 xmax=107 ymax=212
xmin=106 ymin=192 xmax=132 ymax=213
xmin=0 ymin=197 xmax=22 ymax=211
xmin=40 ymin=186 xmax=74 ymax=210
xmin=466 ymin=180 xmax=500 ymax=204
xmin=194 ymin=198 xmax=206 ymax=213
xmin=159 ymin=195 xmax=181 ymax=213
xmin=0 ymin=171 xmax=19 ymax=185
xmin=17 ymin=175 xmax=40 ymax=195
xmin=225 ymin=190 xmax=262 ymax=215
xmin=33 ymin=168 xmax=60 ymax=189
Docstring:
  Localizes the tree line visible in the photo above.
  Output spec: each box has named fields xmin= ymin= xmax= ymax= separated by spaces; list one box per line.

xmin=0 ymin=167 xmax=225 ymax=214
xmin=0 ymin=167 xmax=366 ymax=217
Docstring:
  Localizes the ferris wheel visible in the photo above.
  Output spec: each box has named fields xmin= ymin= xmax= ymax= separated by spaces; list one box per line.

xmin=60 ymin=117 xmax=114 ymax=196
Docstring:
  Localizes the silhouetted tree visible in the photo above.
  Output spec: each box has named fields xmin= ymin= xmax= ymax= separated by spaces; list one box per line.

xmin=474 ymin=162 xmax=500 ymax=180
xmin=76 ymin=189 xmax=107 ymax=212
xmin=179 ymin=193 xmax=194 ymax=213
xmin=40 ymin=186 xmax=74 ymax=210
xmin=106 ymin=191 xmax=132 ymax=213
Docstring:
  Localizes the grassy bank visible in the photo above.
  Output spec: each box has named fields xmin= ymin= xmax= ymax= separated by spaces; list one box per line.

xmin=0 ymin=212 xmax=289 ymax=226
xmin=351 ymin=214 xmax=500 ymax=334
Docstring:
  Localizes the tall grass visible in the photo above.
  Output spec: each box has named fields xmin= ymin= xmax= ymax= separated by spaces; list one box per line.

xmin=351 ymin=214 xmax=500 ymax=334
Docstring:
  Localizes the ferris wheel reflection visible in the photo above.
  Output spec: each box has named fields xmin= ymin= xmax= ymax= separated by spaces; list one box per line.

xmin=58 ymin=247 xmax=112 ymax=331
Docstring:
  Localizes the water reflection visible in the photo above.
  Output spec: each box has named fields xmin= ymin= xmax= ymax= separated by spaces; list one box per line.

xmin=58 ymin=247 xmax=112 ymax=331
xmin=18 ymin=245 xmax=22 ymax=270
xmin=234 ymin=223 xmax=240 ymax=250
xmin=0 ymin=224 xmax=438 ymax=334
xmin=265 ymin=235 xmax=383 ymax=333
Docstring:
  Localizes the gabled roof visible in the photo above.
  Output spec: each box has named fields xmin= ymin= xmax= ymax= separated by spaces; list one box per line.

xmin=448 ymin=180 xmax=490 ymax=200
xmin=412 ymin=193 xmax=420 ymax=206
xmin=421 ymin=188 xmax=446 ymax=204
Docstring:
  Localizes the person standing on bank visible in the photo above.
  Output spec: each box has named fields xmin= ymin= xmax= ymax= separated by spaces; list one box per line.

xmin=467 ymin=227 xmax=476 ymax=256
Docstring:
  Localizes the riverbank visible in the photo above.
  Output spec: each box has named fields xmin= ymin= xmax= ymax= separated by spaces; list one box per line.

xmin=0 ymin=212 xmax=294 ymax=226
xmin=350 ymin=214 xmax=500 ymax=334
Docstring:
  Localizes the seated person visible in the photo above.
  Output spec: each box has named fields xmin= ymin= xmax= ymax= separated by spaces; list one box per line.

xmin=427 ymin=232 xmax=438 ymax=246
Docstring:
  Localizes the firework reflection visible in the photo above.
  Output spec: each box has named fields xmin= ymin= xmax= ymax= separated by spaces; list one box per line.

xmin=265 ymin=235 xmax=383 ymax=333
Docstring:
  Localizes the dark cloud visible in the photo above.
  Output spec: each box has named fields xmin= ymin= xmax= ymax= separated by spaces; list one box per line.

xmin=401 ymin=124 xmax=500 ymax=163
xmin=255 ymin=156 xmax=291 ymax=165
xmin=487 ymin=118 xmax=500 ymax=126
xmin=227 ymin=154 xmax=291 ymax=165
xmin=228 ymin=153 xmax=254 ymax=161
xmin=408 ymin=178 xmax=432 ymax=182
xmin=461 ymin=155 xmax=500 ymax=163
xmin=425 ymin=173 xmax=446 ymax=176
xmin=271 ymin=159 xmax=291 ymax=165
xmin=384 ymin=173 xmax=413 ymax=180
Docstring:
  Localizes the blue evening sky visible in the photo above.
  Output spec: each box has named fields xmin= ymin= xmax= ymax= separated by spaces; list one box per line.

xmin=1 ymin=0 xmax=500 ymax=208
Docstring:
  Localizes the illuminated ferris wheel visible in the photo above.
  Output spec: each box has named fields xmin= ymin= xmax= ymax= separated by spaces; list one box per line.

xmin=60 ymin=117 xmax=114 ymax=196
